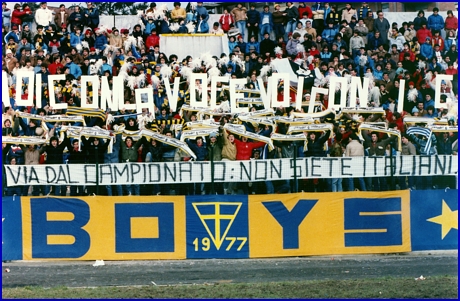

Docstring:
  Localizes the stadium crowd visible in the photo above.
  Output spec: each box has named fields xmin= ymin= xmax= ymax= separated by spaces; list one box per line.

xmin=1 ymin=2 xmax=458 ymax=197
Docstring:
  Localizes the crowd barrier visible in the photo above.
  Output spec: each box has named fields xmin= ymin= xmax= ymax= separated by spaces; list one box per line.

xmin=2 ymin=189 xmax=457 ymax=261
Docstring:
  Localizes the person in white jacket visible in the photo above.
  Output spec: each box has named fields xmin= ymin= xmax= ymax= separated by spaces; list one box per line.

xmin=34 ymin=2 xmax=53 ymax=28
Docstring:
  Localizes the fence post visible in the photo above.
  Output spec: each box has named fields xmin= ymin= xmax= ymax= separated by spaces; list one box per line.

xmin=95 ymin=145 xmax=99 ymax=195
xmin=293 ymin=142 xmax=298 ymax=193
xmin=210 ymin=144 xmax=215 ymax=194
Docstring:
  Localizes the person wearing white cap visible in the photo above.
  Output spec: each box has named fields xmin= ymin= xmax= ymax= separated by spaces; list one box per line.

xmin=4 ymin=48 xmax=18 ymax=73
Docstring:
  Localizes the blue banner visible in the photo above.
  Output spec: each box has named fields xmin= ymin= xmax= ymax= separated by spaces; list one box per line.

xmin=410 ymin=189 xmax=458 ymax=251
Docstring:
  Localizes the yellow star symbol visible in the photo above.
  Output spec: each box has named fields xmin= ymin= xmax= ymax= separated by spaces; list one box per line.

xmin=427 ymin=200 xmax=458 ymax=239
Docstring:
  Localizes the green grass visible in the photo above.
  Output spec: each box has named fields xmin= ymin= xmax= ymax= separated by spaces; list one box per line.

xmin=2 ymin=276 xmax=458 ymax=299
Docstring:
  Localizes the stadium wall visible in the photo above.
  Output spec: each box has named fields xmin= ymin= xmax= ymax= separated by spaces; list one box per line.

xmin=2 ymin=190 xmax=457 ymax=261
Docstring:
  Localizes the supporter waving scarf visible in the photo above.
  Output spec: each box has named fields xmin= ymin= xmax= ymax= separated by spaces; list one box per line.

xmin=406 ymin=127 xmax=433 ymax=154
xmin=238 ymin=115 xmax=277 ymax=132
xmin=223 ymin=123 xmax=274 ymax=151
xmin=141 ymin=129 xmax=197 ymax=160
xmin=271 ymin=133 xmax=308 ymax=152
xmin=60 ymin=125 xmax=114 ymax=153
xmin=358 ymin=124 xmax=402 ymax=152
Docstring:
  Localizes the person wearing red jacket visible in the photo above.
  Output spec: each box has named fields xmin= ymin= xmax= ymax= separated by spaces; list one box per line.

xmin=298 ymin=2 xmax=313 ymax=19
xmin=399 ymin=43 xmax=415 ymax=62
xmin=431 ymin=30 xmax=444 ymax=52
xmin=145 ymin=29 xmax=160 ymax=50
xmin=11 ymin=3 xmax=30 ymax=28
xmin=48 ymin=56 xmax=64 ymax=74
xmin=234 ymin=136 xmax=266 ymax=161
xmin=219 ymin=8 xmax=234 ymax=33
xmin=416 ymin=21 xmax=432 ymax=44
xmin=445 ymin=10 xmax=458 ymax=37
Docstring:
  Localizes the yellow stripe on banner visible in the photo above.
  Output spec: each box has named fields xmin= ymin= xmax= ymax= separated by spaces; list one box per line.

xmin=359 ymin=211 xmax=401 ymax=216
xmin=343 ymin=229 xmax=387 ymax=233
xmin=47 ymin=212 xmax=75 ymax=221
xmin=47 ymin=235 xmax=76 ymax=244
xmin=21 ymin=197 xmax=33 ymax=260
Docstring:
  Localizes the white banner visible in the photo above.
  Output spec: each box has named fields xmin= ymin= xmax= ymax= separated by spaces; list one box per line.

xmin=4 ymin=156 xmax=457 ymax=187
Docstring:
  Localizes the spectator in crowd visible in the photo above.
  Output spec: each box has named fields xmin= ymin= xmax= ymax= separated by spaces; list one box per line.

xmin=2 ymin=2 xmax=11 ymax=31
xmin=219 ymin=8 xmax=234 ymax=33
xmin=374 ymin=10 xmax=390 ymax=47
xmin=272 ymin=3 xmax=286 ymax=40
xmin=342 ymin=3 xmax=357 ymax=24
xmin=194 ymin=2 xmax=209 ymax=33
xmin=413 ymin=10 xmax=427 ymax=31
xmin=247 ymin=3 xmax=260 ymax=41
xmin=83 ymin=2 xmax=100 ymax=31
xmin=11 ymin=3 xmax=30 ymax=30
xmin=427 ymin=7 xmax=444 ymax=35
xmin=69 ymin=6 xmax=85 ymax=33
xmin=284 ymin=2 xmax=299 ymax=40
xmin=311 ymin=2 xmax=325 ymax=35
xmin=345 ymin=133 xmax=367 ymax=191
xmin=259 ymin=5 xmax=273 ymax=40
xmin=231 ymin=3 xmax=247 ymax=41
xmin=35 ymin=2 xmax=53 ymax=28
xmin=38 ymin=125 xmax=69 ymax=196
xmin=170 ymin=2 xmax=186 ymax=23
xmin=444 ymin=10 xmax=458 ymax=38
xmin=55 ymin=4 xmax=69 ymax=29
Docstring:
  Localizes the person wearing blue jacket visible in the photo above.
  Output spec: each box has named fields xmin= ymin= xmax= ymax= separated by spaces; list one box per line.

xmin=94 ymin=31 xmax=107 ymax=52
xmin=427 ymin=7 xmax=444 ymax=35
xmin=141 ymin=15 xmax=156 ymax=36
xmin=195 ymin=1 xmax=209 ymax=31
xmin=99 ymin=56 xmax=112 ymax=75
xmin=83 ymin=2 xmax=99 ymax=31
xmin=4 ymin=26 xmax=20 ymax=43
xmin=70 ymin=30 xmax=84 ymax=48
xmin=322 ymin=21 xmax=337 ymax=46
xmin=65 ymin=55 xmax=82 ymax=79
xmin=259 ymin=5 xmax=273 ymax=41
xmin=420 ymin=37 xmax=434 ymax=60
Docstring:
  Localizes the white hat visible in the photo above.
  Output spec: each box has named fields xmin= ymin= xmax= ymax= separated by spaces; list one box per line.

xmin=5 ymin=49 xmax=12 ymax=54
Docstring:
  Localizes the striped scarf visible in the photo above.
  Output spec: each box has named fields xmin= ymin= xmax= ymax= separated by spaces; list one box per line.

xmin=66 ymin=107 xmax=106 ymax=121
xmin=407 ymin=126 xmax=433 ymax=154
